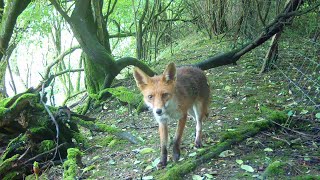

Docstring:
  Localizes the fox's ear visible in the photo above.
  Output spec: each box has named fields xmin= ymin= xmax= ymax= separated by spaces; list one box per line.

xmin=163 ymin=63 xmax=176 ymax=83
xmin=133 ymin=67 xmax=150 ymax=89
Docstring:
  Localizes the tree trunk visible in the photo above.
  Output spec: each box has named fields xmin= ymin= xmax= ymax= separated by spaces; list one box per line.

xmin=0 ymin=0 xmax=31 ymax=99
xmin=135 ymin=0 xmax=149 ymax=60
xmin=0 ymin=0 xmax=31 ymax=60
xmin=50 ymin=0 xmax=154 ymax=100
xmin=259 ymin=33 xmax=281 ymax=74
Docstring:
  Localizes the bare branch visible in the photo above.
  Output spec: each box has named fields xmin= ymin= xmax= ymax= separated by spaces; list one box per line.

xmin=43 ymin=45 xmax=81 ymax=80
xmin=49 ymin=0 xmax=71 ymax=22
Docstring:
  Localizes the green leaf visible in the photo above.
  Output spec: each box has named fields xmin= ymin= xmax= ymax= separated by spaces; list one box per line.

xmin=300 ymin=109 xmax=308 ymax=115
xmin=241 ymin=164 xmax=254 ymax=172
xmin=142 ymin=176 xmax=154 ymax=180
xmin=92 ymin=156 xmax=100 ymax=161
xmin=224 ymin=86 xmax=231 ymax=91
xmin=139 ymin=148 xmax=155 ymax=154
xmin=133 ymin=160 xmax=141 ymax=165
xmin=263 ymin=148 xmax=273 ymax=152
xmin=196 ymin=148 xmax=205 ymax=153
xmin=152 ymin=158 xmax=160 ymax=167
xmin=144 ymin=165 xmax=153 ymax=171
xmin=82 ymin=165 xmax=95 ymax=173
xmin=304 ymin=156 xmax=311 ymax=161
xmin=219 ymin=150 xmax=235 ymax=157
xmin=188 ymin=152 xmax=197 ymax=157
xmin=108 ymin=159 xmax=116 ymax=165
xmin=316 ymin=113 xmax=320 ymax=119
xmin=137 ymin=136 xmax=145 ymax=143
xmin=236 ymin=159 xmax=243 ymax=165
xmin=204 ymin=173 xmax=214 ymax=179
xmin=287 ymin=110 xmax=294 ymax=117
xmin=192 ymin=175 xmax=203 ymax=180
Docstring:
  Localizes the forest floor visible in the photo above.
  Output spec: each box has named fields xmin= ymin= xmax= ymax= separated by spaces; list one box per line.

xmin=48 ymin=34 xmax=319 ymax=179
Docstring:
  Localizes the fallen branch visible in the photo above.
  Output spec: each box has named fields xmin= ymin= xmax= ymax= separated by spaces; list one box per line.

xmin=193 ymin=0 xmax=305 ymax=70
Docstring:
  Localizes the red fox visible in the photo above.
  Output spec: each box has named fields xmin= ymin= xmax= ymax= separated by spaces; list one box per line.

xmin=133 ymin=63 xmax=210 ymax=167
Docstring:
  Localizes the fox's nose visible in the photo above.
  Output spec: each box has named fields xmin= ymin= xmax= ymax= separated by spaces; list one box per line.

xmin=155 ymin=109 xmax=162 ymax=115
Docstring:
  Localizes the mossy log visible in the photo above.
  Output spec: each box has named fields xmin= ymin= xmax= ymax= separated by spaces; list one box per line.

xmin=0 ymin=91 xmax=137 ymax=179
xmin=153 ymin=109 xmax=288 ymax=179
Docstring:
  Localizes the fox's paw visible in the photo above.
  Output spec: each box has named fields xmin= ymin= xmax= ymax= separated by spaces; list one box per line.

xmin=173 ymin=145 xmax=180 ymax=162
xmin=194 ymin=140 xmax=202 ymax=148
xmin=173 ymin=152 xmax=180 ymax=162
xmin=157 ymin=161 xmax=167 ymax=169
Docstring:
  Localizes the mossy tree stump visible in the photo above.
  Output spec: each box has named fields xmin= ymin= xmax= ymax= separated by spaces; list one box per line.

xmin=0 ymin=91 xmax=137 ymax=179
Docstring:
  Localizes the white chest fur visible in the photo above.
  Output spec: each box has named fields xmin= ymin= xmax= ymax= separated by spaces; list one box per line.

xmin=153 ymin=97 xmax=182 ymax=124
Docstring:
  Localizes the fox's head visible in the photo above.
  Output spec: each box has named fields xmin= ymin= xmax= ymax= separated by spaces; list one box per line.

xmin=133 ymin=63 xmax=176 ymax=118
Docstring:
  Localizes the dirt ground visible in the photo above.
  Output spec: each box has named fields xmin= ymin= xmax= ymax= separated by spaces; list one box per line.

xmin=45 ymin=35 xmax=319 ymax=179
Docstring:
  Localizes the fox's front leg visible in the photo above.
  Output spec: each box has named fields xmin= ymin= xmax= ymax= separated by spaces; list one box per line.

xmin=158 ymin=122 xmax=168 ymax=167
xmin=173 ymin=114 xmax=187 ymax=162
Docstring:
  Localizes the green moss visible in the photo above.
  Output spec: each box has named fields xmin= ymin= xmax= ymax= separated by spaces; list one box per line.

xmin=29 ymin=127 xmax=48 ymax=135
xmin=39 ymin=140 xmax=55 ymax=152
xmin=7 ymin=93 xmax=39 ymax=109
xmin=1 ymin=134 xmax=26 ymax=161
xmin=293 ymin=175 xmax=320 ymax=180
xmin=272 ymin=140 xmax=286 ymax=148
xmin=96 ymin=123 xmax=120 ymax=133
xmin=0 ymin=154 xmax=20 ymax=174
xmin=262 ymin=160 xmax=286 ymax=178
xmin=155 ymin=161 xmax=196 ymax=180
xmin=0 ymin=97 xmax=10 ymax=107
xmin=97 ymin=136 xmax=114 ymax=147
xmin=260 ymin=107 xmax=287 ymax=123
xmin=241 ymin=151 xmax=265 ymax=162
xmin=83 ymin=55 xmax=108 ymax=100
xmin=268 ymin=110 xmax=287 ymax=122
xmin=3 ymin=171 xmax=20 ymax=180
xmin=107 ymin=139 xmax=117 ymax=148
xmin=136 ymin=99 xmax=146 ymax=113
xmin=34 ymin=115 xmax=54 ymax=128
xmin=63 ymin=148 xmax=83 ymax=180
xmin=75 ymin=118 xmax=121 ymax=135
xmin=25 ymin=174 xmax=38 ymax=180
xmin=221 ymin=125 xmax=258 ymax=142
xmin=0 ymin=107 xmax=8 ymax=118
xmin=252 ymin=119 xmax=272 ymax=129
xmin=72 ymin=132 xmax=88 ymax=146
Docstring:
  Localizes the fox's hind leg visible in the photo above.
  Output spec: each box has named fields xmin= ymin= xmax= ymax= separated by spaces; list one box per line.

xmin=192 ymin=102 xmax=203 ymax=148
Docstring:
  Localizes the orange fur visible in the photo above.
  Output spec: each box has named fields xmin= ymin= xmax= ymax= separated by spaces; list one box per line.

xmin=133 ymin=63 xmax=210 ymax=167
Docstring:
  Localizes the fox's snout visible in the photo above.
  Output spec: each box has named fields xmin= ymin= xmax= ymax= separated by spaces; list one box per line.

xmin=155 ymin=109 xmax=162 ymax=115
xmin=147 ymin=96 xmax=170 ymax=117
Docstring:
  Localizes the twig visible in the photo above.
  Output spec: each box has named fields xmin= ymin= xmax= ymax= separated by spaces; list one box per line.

xmin=271 ymin=120 xmax=316 ymax=137
xmin=125 ymin=125 xmax=158 ymax=129
xmin=40 ymin=83 xmax=60 ymax=160
xmin=261 ymin=132 xmax=291 ymax=146
xmin=18 ymin=146 xmax=31 ymax=160
xmin=22 ymin=143 xmax=66 ymax=165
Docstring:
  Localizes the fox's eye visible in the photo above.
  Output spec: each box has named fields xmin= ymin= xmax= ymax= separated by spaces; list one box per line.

xmin=148 ymin=95 xmax=153 ymax=99
xmin=162 ymin=93 xmax=170 ymax=98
